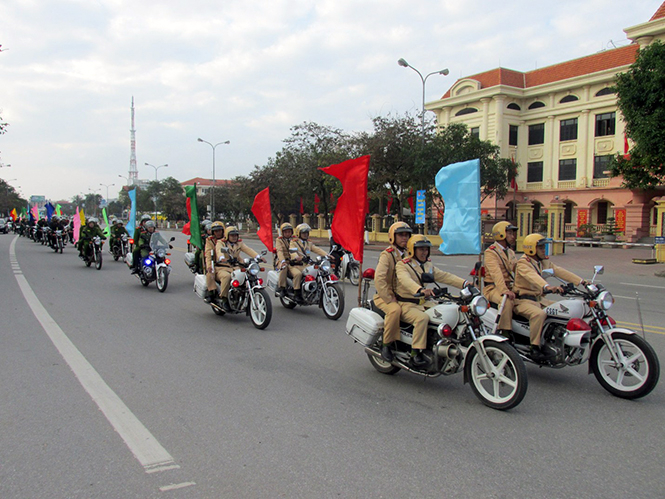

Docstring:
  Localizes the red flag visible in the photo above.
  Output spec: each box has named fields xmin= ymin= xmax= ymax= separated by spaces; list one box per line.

xmin=623 ymin=133 xmax=631 ymax=160
xmin=386 ymin=191 xmax=393 ymax=214
xmin=299 ymin=197 xmax=304 ymax=215
xmin=408 ymin=189 xmax=414 ymax=214
xmin=182 ymin=197 xmax=192 ymax=236
xmin=320 ymin=155 xmax=370 ymax=263
xmin=251 ymin=187 xmax=274 ymax=252
xmin=314 ymin=194 xmax=320 ymax=214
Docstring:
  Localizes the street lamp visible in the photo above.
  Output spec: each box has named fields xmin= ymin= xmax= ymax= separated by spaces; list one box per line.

xmin=197 ymin=138 xmax=230 ymax=219
xmin=99 ymin=183 xmax=115 ymax=206
xmin=397 ymin=58 xmax=449 ymax=137
xmin=118 ymin=174 xmax=130 ymax=185
xmin=144 ymin=163 xmax=168 ymax=223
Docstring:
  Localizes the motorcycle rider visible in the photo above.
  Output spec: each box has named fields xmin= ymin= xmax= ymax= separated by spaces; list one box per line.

xmin=373 ymin=221 xmax=413 ymax=362
xmin=513 ymin=234 xmax=586 ymax=361
xmin=131 ymin=219 xmax=158 ymax=274
xmin=130 ymin=215 xmax=153 ymax=274
xmin=203 ymin=221 xmax=226 ymax=303
xmin=78 ymin=217 xmax=106 ymax=260
xmin=289 ymin=223 xmax=327 ymax=304
xmin=48 ymin=215 xmax=61 ymax=247
xmin=275 ymin=222 xmax=295 ymax=297
xmin=110 ymin=218 xmax=129 ymax=254
xmin=195 ymin=220 xmax=213 ymax=275
xmin=216 ymin=226 xmax=263 ymax=311
xmin=483 ymin=221 xmax=519 ymax=336
xmin=395 ymin=235 xmax=469 ymax=367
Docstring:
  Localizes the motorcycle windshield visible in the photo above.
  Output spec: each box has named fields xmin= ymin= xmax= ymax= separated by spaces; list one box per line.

xmin=149 ymin=232 xmax=170 ymax=252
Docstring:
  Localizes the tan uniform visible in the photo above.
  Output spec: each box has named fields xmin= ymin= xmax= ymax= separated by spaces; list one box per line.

xmin=483 ymin=243 xmax=518 ymax=331
xmin=395 ymin=258 xmax=466 ymax=350
xmin=203 ymin=236 xmax=225 ymax=292
xmin=275 ymin=236 xmax=294 ymax=288
xmin=288 ymin=238 xmax=327 ymax=290
xmin=513 ymin=255 xmax=583 ymax=345
xmin=373 ymin=246 xmax=406 ymax=344
xmin=215 ymin=239 xmax=260 ymax=298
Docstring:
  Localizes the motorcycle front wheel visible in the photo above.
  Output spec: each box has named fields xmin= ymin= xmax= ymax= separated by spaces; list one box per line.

xmin=249 ymin=288 xmax=272 ymax=330
xmin=466 ymin=340 xmax=527 ymax=411
xmin=348 ymin=265 xmax=360 ymax=286
xmin=95 ymin=251 xmax=103 ymax=270
xmin=590 ymin=332 xmax=660 ymax=399
xmin=156 ymin=267 xmax=168 ymax=292
xmin=321 ymin=283 xmax=344 ymax=320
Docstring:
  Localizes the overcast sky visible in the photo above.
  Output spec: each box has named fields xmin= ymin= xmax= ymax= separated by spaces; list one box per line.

xmin=0 ymin=0 xmax=661 ymax=202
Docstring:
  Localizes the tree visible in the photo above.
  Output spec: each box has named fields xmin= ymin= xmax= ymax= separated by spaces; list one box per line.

xmin=0 ymin=178 xmax=26 ymax=216
xmin=610 ymin=40 xmax=665 ymax=189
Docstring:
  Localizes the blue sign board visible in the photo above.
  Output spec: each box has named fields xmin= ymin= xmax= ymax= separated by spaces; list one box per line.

xmin=655 ymin=236 xmax=665 ymax=245
xmin=415 ymin=190 xmax=426 ymax=224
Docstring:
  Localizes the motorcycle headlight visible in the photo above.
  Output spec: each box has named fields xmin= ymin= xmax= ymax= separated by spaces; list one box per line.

xmin=248 ymin=262 xmax=260 ymax=276
xmin=598 ymin=291 xmax=614 ymax=310
xmin=320 ymin=260 xmax=331 ymax=273
xmin=470 ymin=296 xmax=489 ymax=317
xmin=157 ymin=249 xmax=166 ymax=258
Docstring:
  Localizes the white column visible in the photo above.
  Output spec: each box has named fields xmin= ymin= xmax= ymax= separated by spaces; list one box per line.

xmin=493 ymin=95 xmax=506 ymax=154
xmin=481 ymin=98 xmax=490 ymax=141
xmin=578 ymin=109 xmax=590 ymax=187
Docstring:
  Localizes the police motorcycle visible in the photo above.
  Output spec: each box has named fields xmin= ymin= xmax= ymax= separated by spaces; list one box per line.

xmin=480 ymin=264 xmax=660 ymax=399
xmin=346 ymin=268 xmax=528 ymax=411
xmin=125 ymin=232 xmax=174 ymax=292
xmin=82 ymin=236 xmax=104 ymax=270
xmin=192 ymin=248 xmax=272 ymax=330
xmin=331 ymin=245 xmax=360 ymax=286
xmin=41 ymin=226 xmax=51 ymax=245
xmin=266 ymin=248 xmax=345 ymax=321
xmin=111 ymin=233 xmax=130 ymax=261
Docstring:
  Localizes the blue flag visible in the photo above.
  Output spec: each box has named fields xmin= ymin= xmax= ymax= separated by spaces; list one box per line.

xmin=127 ymin=188 xmax=137 ymax=234
xmin=435 ymin=159 xmax=481 ymax=255
xmin=45 ymin=202 xmax=55 ymax=221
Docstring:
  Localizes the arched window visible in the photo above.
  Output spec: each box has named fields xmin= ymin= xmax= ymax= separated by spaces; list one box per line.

xmin=455 ymin=107 xmax=478 ymax=116
xmin=507 ymin=103 xmax=521 ymax=111
xmin=560 ymin=95 xmax=579 ymax=103
xmin=528 ymin=101 xmax=546 ymax=110
xmin=595 ymin=87 xmax=615 ymax=97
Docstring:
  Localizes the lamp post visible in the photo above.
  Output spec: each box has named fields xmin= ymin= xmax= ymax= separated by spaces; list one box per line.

xmin=144 ymin=163 xmax=168 ymax=224
xmin=99 ymin=183 xmax=115 ymax=207
xmin=118 ymin=174 xmax=130 ymax=185
xmin=397 ymin=58 xmax=449 ymax=138
xmin=197 ymin=138 xmax=230 ymax=219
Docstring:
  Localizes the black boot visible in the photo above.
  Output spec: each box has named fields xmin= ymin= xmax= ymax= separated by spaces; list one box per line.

xmin=204 ymin=290 xmax=214 ymax=303
xmin=294 ymin=289 xmax=304 ymax=304
xmin=381 ymin=343 xmax=394 ymax=363
xmin=221 ymin=297 xmax=231 ymax=312
xmin=410 ymin=350 xmax=427 ymax=367
xmin=275 ymin=286 xmax=285 ymax=298
xmin=529 ymin=345 xmax=554 ymax=362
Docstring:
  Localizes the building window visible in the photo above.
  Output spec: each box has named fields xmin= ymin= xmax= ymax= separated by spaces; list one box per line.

xmin=528 ymin=123 xmax=545 ymax=145
xmin=560 ymin=118 xmax=578 ymax=141
xmin=470 ymin=127 xmax=480 ymax=139
xmin=528 ymin=101 xmax=546 ymax=110
xmin=559 ymin=159 xmax=577 ymax=181
xmin=560 ymin=95 xmax=579 ymax=103
xmin=595 ymin=112 xmax=616 ymax=136
xmin=594 ymin=155 xmax=612 ymax=179
xmin=527 ymin=162 xmax=543 ymax=183
xmin=456 ymin=107 xmax=478 ymax=116
xmin=509 ymin=125 xmax=518 ymax=146
xmin=507 ymin=103 xmax=521 ymax=111
xmin=595 ymin=87 xmax=615 ymax=97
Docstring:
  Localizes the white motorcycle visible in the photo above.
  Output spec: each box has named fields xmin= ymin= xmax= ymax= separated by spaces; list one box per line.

xmin=481 ymin=265 xmax=660 ymax=399
xmin=345 ymin=270 xmax=528 ymax=410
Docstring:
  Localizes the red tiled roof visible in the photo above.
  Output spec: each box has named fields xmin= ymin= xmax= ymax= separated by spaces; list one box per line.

xmin=441 ymin=45 xmax=638 ymax=99
xmin=181 ymin=177 xmax=233 ymax=187
xmin=650 ymin=1 xmax=665 ymax=21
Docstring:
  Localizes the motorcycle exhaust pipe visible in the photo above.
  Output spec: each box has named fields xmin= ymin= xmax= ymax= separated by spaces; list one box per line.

xmin=435 ymin=343 xmax=459 ymax=360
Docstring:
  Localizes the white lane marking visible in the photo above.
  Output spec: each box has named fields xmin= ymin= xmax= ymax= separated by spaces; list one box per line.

xmin=619 ymin=282 xmax=665 ymax=290
xmin=9 ymin=236 xmax=178 ymax=474
xmin=613 ymin=295 xmax=637 ymax=300
xmin=160 ymin=482 xmax=197 ymax=492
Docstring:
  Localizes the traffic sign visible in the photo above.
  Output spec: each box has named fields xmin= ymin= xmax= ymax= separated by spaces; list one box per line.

xmin=415 ymin=190 xmax=426 ymax=224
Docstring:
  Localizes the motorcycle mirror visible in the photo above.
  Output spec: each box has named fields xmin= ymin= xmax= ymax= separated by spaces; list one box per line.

xmin=542 ymin=268 xmax=555 ymax=278
xmin=261 ymin=250 xmax=267 ymax=255
xmin=593 ymin=265 xmax=604 ymax=275
xmin=421 ymin=272 xmax=435 ymax=283
xmin=169 ymin=237 xmax=176 ymax=242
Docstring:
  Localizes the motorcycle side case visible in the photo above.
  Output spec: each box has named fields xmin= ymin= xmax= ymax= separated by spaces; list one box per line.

xmin=346 ymin=307 xmax=384 ymax=346
xmin=266 ymin=270 xmax=279 ymax=291
xmin=184 ymin=252 xmax=196 ymax=268
xmin=194 ymin=274 xmax=207 ymax=298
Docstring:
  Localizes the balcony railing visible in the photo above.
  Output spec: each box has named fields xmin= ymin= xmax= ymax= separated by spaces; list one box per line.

xmin=557 ymin=180 xmax=576 ymax=189
xmin=592 ymin=178 xmax=610 ymax=187
xmin=525 ymin=182 xmax=542 ymax=191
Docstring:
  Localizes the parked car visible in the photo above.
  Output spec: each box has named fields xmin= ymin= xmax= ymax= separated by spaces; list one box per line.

xmin=0 ymin=218 xmax=8 ymax=234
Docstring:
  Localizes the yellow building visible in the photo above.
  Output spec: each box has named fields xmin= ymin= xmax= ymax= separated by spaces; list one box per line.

xmin=427 ymin=2 xmax=665 ymax=243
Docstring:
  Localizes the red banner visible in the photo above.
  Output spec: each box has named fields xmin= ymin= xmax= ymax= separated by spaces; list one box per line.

xmin=577 ymin=209 xmax=588 ymax=236
xmin=615 ymin=208 xmax=626 ymax=233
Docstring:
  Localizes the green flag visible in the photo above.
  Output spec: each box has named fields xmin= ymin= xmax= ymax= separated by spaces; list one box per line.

xmin=20 ymin=207 xmax=27 ymax=219
xmin=184 ymin=185 xmax=202 ymax=249
xmin=102 ymin=207 xmax=111 ymax=238
xmin=55 ymin=204 xmax=62 ymax=216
